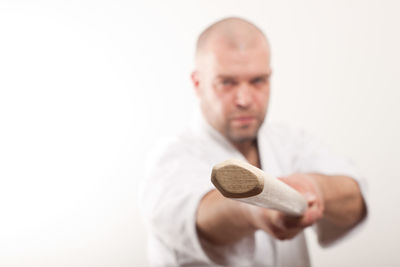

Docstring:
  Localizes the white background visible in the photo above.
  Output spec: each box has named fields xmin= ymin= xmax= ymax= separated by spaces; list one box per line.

xmin=0 ymin=0 xmax=399 ymax=266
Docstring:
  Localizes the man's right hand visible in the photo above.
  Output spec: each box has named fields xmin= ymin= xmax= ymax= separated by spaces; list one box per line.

xmin=246 ymin=201 xmax=320 ymax=241
xmin=197 ymin=182 xmax=321 ymax=246
xmin=245 ymin=173 xmax=324 ymax=240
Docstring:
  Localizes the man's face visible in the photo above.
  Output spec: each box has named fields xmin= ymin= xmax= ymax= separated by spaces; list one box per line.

xmin=193 ymin=41 xmax=271 ymax=143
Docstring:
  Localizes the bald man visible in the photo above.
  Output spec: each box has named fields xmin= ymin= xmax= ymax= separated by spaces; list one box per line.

xmin=140 ymin=17 xmax=367 ymax=267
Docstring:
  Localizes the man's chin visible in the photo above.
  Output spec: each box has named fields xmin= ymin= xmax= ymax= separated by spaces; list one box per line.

xmin=227 ymin=128 xmax=258 ymax=143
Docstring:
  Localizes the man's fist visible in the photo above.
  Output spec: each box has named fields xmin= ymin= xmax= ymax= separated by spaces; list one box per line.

xmin=246 ymin=173 xmax=324 ymax=240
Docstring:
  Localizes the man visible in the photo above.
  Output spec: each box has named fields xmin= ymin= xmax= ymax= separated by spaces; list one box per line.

xmin=140 ymin=17 xmax=367 ymax=267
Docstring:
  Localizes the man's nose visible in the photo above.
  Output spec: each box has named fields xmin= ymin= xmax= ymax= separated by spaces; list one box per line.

xmin=235 ymin=84 xmax=252 ymax=108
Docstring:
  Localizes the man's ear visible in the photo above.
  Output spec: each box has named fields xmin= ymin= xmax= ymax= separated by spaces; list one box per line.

xmin=191 ymin=71 xmax=200 ymax=95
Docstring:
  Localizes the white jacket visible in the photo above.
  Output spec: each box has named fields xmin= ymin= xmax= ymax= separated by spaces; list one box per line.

xmin=139 ymin=115 xmax=364 ymax=267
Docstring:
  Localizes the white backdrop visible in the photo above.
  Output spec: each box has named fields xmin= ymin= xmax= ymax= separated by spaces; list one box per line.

xmin=1 ymin=0 xmax=399 ymax=266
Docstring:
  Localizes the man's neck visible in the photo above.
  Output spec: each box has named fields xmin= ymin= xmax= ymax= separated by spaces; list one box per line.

xmin=232 ymin=139 xmax=261 ymax=168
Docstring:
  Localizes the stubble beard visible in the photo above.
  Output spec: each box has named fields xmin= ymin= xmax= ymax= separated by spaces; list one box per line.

xmin=225 ymin=117 xmax=264 ymax=144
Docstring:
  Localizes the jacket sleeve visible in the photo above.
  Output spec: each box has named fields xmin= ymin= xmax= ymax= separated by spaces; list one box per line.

xmin=139 ymin=140 xmax=256 ymax=266
xmin=290 ymin=128 xmax=368 ymax=245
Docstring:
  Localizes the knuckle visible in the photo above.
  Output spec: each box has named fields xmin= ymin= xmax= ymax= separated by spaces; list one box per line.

xmin=275 ymin=233 xmax=287 ymax=241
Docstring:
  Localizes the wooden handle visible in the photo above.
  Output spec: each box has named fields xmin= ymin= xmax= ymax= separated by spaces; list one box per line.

xmin=211 ymin=159 xmax=307 ymax=216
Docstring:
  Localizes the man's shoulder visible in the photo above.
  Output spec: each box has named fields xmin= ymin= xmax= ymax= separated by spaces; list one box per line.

xmin=259 ymin=123 xmax=322 ymax=156
xmin=146 ymin=127 xmax=205 ymax=163
xmin=262 ymin=122 xmax=309 ymax=141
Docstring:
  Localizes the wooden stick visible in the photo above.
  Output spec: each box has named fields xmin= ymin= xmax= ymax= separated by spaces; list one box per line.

xmin=211 ymin=159 xmax=307 ymax=216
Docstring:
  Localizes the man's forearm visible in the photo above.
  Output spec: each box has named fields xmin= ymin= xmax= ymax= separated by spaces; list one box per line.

xmin=310 ymin=174 xmax=367 ymax=227
xmin=196 ymin=174 xmax=367 ymax=246
xmin=196 ymin=189 xmax=255 ymax=245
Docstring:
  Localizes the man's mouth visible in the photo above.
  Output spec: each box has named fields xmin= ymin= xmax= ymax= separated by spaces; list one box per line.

xmin=231 ymin=116 xmax=256 ymax=125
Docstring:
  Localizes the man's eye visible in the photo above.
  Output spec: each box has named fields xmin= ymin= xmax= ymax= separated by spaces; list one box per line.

xmin=220 ymin=79 xmax=237 ymax=86
xmin=252 ymin=77 xmax=266 ymax=85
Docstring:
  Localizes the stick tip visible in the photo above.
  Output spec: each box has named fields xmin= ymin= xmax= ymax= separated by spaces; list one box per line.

xmin=211 ymin=159 xmax=264 ymax=198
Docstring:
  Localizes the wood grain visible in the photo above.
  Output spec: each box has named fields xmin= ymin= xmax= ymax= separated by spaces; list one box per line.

xmin=211 ymin=159 xmax=307 ymax=216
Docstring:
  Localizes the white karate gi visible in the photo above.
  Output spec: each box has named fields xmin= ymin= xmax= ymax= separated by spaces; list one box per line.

xmin=139 ymin=114 xmax=364 ymax=267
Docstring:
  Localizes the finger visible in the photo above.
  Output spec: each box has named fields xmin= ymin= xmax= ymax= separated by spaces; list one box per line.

xmin=304 ymin=192 xmax=317 ymax=204
xmin=301 ymin=205 xmax=323 ymax=226
xmin=279 ymin=214 xmax=303 ymax=228
xmin=273 ymin=225 xmax=304 ymax=240
xmin=261 ymin=212 xmax=306 ymax=240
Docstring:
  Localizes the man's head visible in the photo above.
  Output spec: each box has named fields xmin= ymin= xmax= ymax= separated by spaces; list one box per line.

xmin=192 ymin=17 xmax=272 ymax=144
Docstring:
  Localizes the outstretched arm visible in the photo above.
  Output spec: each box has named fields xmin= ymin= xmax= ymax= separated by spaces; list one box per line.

xmin=196 ymin=173 xmax=366 ymax=246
